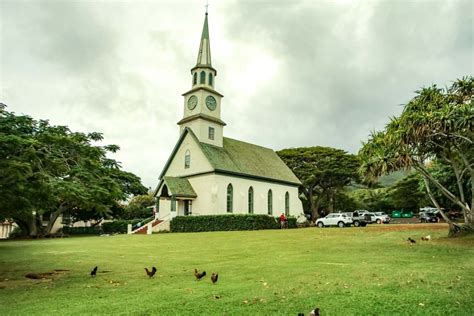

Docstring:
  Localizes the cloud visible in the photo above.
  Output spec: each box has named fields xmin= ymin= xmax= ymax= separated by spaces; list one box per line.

xmin=1 ymin=0 xmax=472 ymax=189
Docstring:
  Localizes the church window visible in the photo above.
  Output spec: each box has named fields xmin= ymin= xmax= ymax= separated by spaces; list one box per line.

xmin=200 ymin=71 xmax=206 ymax=84
xmin=248 ymin=187 xmax=254 ymax=214
xmin=267 ymin=189 xmax=273 ymax=215
xmin=208 ymin=127 xmax=215 ymax=140
xmin=184 ymin=150 xmax=190 ymax=169
xmin=193 ymin=73 xmax=197 ymax=85
xmin=285 ymin=192 xmax=290 ymax=216
xmin=227 ymin=184 xmax=233 ymax=213
xmin=209 ymin=73 xmax=213 ymax=86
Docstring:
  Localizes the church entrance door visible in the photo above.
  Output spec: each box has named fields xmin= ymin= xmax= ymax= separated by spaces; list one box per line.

xmin=184 ymin=200 xmax=191 ymax=216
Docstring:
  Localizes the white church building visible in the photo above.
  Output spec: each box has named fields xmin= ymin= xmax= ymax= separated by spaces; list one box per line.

xmin=154 ymin=12 xmax=303 ymax=224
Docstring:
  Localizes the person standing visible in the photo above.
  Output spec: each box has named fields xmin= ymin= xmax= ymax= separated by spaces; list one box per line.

xmin=280 ymin=213 xmax=287 ymax=229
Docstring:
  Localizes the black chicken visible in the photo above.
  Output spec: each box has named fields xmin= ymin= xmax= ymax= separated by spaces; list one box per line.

xmin=90 ymin=266 xmax=98 ymax=277
xmin=145 ymin=267 xmax=157 ymax=278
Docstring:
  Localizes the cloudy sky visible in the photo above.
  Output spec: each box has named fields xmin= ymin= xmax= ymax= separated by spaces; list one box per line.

xmin=1 ymin=0 xmax=472 ymax=189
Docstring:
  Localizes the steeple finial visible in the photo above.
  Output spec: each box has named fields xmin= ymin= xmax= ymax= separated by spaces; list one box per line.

xmin=196 ymin=9 xmax=211 ymax=66
xmin=205 ymin=0 xmax=209 ymax=14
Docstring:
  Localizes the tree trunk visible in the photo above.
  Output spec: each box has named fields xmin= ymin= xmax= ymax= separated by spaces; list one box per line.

xmin=422 ymin=176 xmax=463 ymax=237
xmin=26 ymin=216 xmax=38 ymax=237
xmin=91 ymin=219 xmax=103 ymax=227
xmin=45 ymin=209 xmax=63 ymax=235
xmin=312 ymin=196 xmax=322 ymax=221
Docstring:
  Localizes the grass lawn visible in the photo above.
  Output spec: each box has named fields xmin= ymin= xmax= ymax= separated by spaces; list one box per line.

xmin=0 ymin=224 xmax=473 ymax=315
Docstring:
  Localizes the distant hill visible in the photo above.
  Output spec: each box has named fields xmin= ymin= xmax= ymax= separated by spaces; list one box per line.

xmin=378 ymin=169 xmax=414 ymax=187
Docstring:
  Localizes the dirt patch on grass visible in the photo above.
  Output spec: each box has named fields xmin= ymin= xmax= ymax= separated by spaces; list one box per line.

xmin=367 ymin=223 xmax=448 ymax=232
xmin=25 ymin=269 xmax=70 ymax=280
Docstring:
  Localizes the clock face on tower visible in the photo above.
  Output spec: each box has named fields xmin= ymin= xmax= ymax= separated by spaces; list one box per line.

xmin=187 ymin=95 xmax=198 ymax=110
xmin=206 ymin=95 xmax=217 ymax=111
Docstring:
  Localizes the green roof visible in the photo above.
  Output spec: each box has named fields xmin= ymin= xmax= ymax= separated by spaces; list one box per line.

xmin=163 ymin=176 xmax=197 ymax=198
xmin=199 ymin=137 xmax=301 ymax=185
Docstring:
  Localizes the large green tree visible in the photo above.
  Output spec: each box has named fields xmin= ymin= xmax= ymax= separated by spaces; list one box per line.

xmin=359 ymin=77 xmax=473 ymax=236
xmin=122 ymin=194 xmax=155 ymax=220
xmin=0 ymin=105 xmax=147 ymax=236
xmin=388 ymin=174 xmax=427 ymax=212
xmin=277 ymin=146 xmax=360 ymax=220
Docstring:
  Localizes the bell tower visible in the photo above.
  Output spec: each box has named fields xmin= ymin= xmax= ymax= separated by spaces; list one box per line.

xmin=178 ymin=12 xmax=225 ymax=147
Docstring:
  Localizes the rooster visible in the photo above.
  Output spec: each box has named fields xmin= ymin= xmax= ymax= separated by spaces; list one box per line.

xmin=145 ymin=267 xmax=157 ymax=278
xmin=310 ymin=308 xmax=320 ymax=316
xmin=194 ymin=268 xmax=206 ymax=280
xmin=211 ymin=272 xmax=218 ymax=284
xmin=407 ymin=237 xmax=416 ymax=244
xmin=421 ymin=235 xmax=431 ymax=241
xmin=90 ymin=266 xmax=98 ymax=277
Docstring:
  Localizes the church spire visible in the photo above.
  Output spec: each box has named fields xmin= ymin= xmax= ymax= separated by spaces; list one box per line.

xmin=196 ymin=13 xmax=212 ymax=67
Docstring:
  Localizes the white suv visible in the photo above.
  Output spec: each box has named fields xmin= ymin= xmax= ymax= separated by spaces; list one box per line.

xmin=373 ymin=212 xmax=391 ymax=224
xmin=316 ymin=213 xmax=353 ymax=228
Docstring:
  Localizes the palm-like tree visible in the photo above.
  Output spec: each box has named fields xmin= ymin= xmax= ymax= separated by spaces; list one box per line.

xmin=359 ymin=77 xmax=473 ymax=236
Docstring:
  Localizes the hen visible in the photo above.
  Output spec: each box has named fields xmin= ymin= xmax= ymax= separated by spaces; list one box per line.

xmin=194 ymin=268 xmax=206 ymax=280
xmin=211 ymin=272 xmax=218 ymax=284
xmin=407 ymin=237 xmax=416 ymax=244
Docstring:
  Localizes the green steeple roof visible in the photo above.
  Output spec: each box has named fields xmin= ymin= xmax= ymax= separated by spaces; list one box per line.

xmin=196 ymin=13 xmax=212 ymax=67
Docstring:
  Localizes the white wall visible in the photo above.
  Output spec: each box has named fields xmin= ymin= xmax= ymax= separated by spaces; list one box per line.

xmin=180 ymin=174 xmax=303 ymax=217
xmin=0 ymin=222 xmax=16 ymax=239
xmin=180 ymin=119 xmax=223 ymax=147
xmin=166 ymin=132 xmax=213 ymax=177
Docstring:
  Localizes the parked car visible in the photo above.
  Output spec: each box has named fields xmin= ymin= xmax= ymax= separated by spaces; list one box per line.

xmin=350 ymin=211 xmax=370 ymax=227
xmin=316 ymin=213 xmax=353 ymax=228
xmin=419 ymin=212 xmax=439 ymax=223
xmin=373 ymin=212 xmax=391 ymax=224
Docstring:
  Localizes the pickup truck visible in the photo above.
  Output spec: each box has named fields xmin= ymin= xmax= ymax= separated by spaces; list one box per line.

xmin=348 ymin=211 xmax=371 ymax=227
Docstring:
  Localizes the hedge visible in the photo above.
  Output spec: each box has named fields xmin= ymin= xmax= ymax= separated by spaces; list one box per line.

xmin=62 ymin=219 xmax=143 ymax=235
xmin=170 ymin=214 xmax=296 ymax=233
xmin=102 ymin=219 xmax=142 ymax=234
xmin=62 ymin=226 xmax=103 ymax=235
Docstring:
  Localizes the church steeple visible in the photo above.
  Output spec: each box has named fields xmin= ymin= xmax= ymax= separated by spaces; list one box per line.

xmin=196 ymin=13 xmax=211 ymax=67
xmin=178 ymin=11 xmax=225 ymax=147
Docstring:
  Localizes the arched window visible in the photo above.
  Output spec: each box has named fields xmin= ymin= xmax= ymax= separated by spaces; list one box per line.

xmin=285 ymin=192 xmax=290 ymax=216
xmin=267 ymin=189 xmax=273 ymax=215
xmin=184 ymin=150 xmax=190 ymax=169
xmin=209 ymin=73 xmax=213 ymax=86
xmin=193 ymin=73 xmax=197 ymax=85
xmin=227 ymin=184 xmax=233 ymax=213
xmin=248 ymin=187 xmax=254 ymax=214
xmin=200 ymin=71 xmax=206 ymax=84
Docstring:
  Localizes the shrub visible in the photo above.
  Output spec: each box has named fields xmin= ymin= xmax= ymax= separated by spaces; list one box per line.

xmin=170 ymin=214 xmax=296 ymax=233
xmin=102 ymin=219 xmax=142 ymax=234
xmin=62 ymin=226 xmax=103 ymax=235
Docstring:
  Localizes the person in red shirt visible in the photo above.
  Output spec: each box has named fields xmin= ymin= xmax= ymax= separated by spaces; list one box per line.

xmin=280 ymin=213 xmax=287 ymax=229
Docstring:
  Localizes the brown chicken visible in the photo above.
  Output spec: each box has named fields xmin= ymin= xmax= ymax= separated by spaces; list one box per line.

xmin=194 ymin=268 xmax=206 ymax=280
xmin=211 ymin=272 xmax=218 ymax=284
xmin=145 ymin=267 xmax=157 ymax=278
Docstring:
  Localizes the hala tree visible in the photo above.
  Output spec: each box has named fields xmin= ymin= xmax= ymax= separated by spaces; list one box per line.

xmin=277 ymin=146 xmax=360 ymax=220
xmin=0 ymin=105 xmax=147 ymax=236
xmin=359 ymin=77 xmax=473 ymax=236
xmin=388 ymin=174 xmax=427 ymax=212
